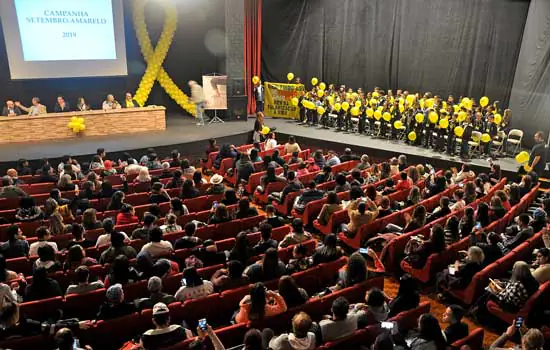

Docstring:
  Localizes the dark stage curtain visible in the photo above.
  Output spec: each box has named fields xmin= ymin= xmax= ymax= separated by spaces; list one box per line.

xmin=509 ymin=0 xmax=550 ymax=147
xmin=262 ymin=0 xmax=529 ymax=105
xmin=245 ymin=0 xmax=262 ymax=114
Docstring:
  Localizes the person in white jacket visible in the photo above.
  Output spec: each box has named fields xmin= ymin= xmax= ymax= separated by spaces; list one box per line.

xmin=269 ymin=312 xmax=316 ymax=350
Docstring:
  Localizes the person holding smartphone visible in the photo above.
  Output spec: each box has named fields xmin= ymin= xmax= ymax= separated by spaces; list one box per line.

xmin=341 ymin=197 xmax=379 ymax=238
xmin=436 ymin=246 xmax=485 ymax=300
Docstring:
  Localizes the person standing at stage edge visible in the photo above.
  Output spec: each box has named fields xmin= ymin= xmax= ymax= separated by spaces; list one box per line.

xmin=254 ymin=79 xmax=264 ymax=113
xmin=189 ymin=80 xmax=205 ymax=126
xmin=525 ymin=131 xmax=547 ymax=176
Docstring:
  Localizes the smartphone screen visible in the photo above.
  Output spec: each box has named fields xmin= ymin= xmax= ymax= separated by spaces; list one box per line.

xmin=359 ymin=247 xmax=369 ymax=255
xmin=448 ymin=266 xmax=456 ymax=275
xmin=474 ymin=222 xmax=482 ymax=230
xmin=198 ymin=318 xmax=208 ymax=331
xmin=213 ymin=201 xmax=218 ymax=208
xmin=381 ymin=321 xmax=394 ymax=330
xmin=515 ymin=316 xmax=524 ymax=329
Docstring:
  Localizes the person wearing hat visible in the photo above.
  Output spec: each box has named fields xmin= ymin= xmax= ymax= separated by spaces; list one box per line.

xmin=96 ymin=283 xmax=137 ymax=320
xmin=141 ymin=302 xmax=193 ymax=349
xmin=339 ymin=148 xmax=359 ymax=162
xmin=206 ymin=174 xmax=225 ymax=195
xmin=306 ymin=157 xmax=320 ymax=173
xmin=530 ymin=208 xmax=547 ymax=233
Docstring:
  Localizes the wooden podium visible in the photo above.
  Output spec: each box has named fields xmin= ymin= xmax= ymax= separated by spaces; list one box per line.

xmin=0 ymin=106 xmax=166 ymax=144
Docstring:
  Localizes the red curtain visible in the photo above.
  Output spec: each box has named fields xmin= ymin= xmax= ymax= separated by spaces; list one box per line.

xmin=244 ymin=0 xmax=262 ymax=115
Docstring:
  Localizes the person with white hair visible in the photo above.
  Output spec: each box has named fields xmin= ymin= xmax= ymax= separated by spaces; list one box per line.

xmin=189 ymin=80 xmax=205 ymax=126
xmin=135 ymin=276 xmax=176 ymax=311
xmin=102 ymin=94 xmax=121 ymax=110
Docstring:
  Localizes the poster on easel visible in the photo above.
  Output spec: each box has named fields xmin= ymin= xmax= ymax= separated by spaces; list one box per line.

xmin=202 ymin=75 xmax=228 ymax=110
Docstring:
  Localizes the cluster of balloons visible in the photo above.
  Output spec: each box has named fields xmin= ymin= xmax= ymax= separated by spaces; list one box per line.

xmin=67 ymin=117 xmax=86 ymax=134
xmin=252 ymin=76 xmax=260 ymax=84
xmin=132 ymin=0 xmax=196 ymax=116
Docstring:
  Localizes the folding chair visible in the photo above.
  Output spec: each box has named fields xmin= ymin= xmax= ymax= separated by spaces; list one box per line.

xmin=506 ymin=129 xmax=523 ymax=155
xmin=468 ymin=131 xmax=482 ymax=157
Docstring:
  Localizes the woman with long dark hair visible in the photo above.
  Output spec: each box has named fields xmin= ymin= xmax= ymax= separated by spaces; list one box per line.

xmin=235 ymin=282 xmax=287 ymax=323
xmin=278 ymin=275 xmax=308 ymax=308
xmin=406 ymin=313 xmax=447 ymax=350
xmin=312 ymin=233 xmax=344 ymax=265
xmin=245 ymin=248 xmax=286 ymax=283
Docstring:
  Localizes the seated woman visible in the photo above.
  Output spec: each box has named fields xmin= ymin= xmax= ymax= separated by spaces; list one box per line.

xmin=166 ymin=170 xmax=184 ymax=189
xmin=245 ymin=248 xmax=286 ymax=283
xmin=221 ymin=189 xmax=239 ymax=206
xmin=387 ymin=205 xmax=426 ymax=233
xmin=317 ymin=191 xmax=342 ymax=226
xmin=0 ymin=254 xmax=19 ymax=284
xmin=333 ymin=251 xmax=384 ymax=290
xmin=116 ymin=203 xmax=139 ymax=226
xmin=211 ymin=260 xmax=249 ymax=292
xmin=404 ymin=313 xmax=447 ymax=350
xmin=235 ymin=198 xmax=259 ymax=219
xmin=334 ymin=173 xmax=351 ymax=193
xmin=519 ymin=174 xmax=533 ymax=198
xmin=208 ymin=203 xmax=233 ymax=225
xmin=488 ymin=196 xmax=506 ymax=222
xmin=174 ymin=267 xmax=214 ymax=302
xmin=404 ymin=224 xmax=446 ymax=269
xmin=443 ymin=215 xmax=460 ymax=245
xmin=388 ymin=274 xmax=420 ymax=317
xmin=355 ymin=287 xmax=390 ymax=327
xmin=57 ymin=174 xmax=77 ymax=192
xmin=405 ymin=186 xmax=421 ymax=208
xmin=15 ymin=197 xmax=43 ymax=222
xmin=149 ymin=182 xmax=171 ymax=204
xmin=33 ymin=244 xmax=61 ymax=273
xmin=490 ymin=261 xmax=539 ymax=312
xmin=104 ymin=255 xmax=140 ymax=288
xmin=376 ymin=196 xmax=393 ymax=218
xmin=495 ymin=190 xmax=512 ymax=211
xmin=169 ymin=198 xmax=189 ymax=217
xmin=312 ymin=233 xmax=344 ymax=265
xmin=180 ymin=179 xmax=200 ymax=199
xmin=436 ymin=246 xmax=485 ymax=297
xmin=160 ymin=213 xmax=182 ymax=233
xmin=459 ymin=207 xmax=476 ymax=238
xmin=63 ymin=244 xmax=97 ymax=271
xmin=236 ymin=153 xmax=255 ymax=184
xmin=286 ymin=244 xmax=312 ymax=274
xmin=278 ymin=275 xmax=308 ymax=309
xmin=234 ymin=282 xmax=287 ymax=323
xmin=107 ymin=191 xmax=126 ymax=211
xmin=228 ymin=232 xmax=255 ymax=265
xmin=82 ymin=208 xmax=102 ymax=230
xmin=426 ymin=196 xmax=451 ymax=223
xmin=508 ymin=183 xmax=521 ymax=207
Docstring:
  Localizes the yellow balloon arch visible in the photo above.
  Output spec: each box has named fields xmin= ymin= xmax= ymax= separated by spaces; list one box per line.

xmin=132 ymin=0 xmax=196 ymax=116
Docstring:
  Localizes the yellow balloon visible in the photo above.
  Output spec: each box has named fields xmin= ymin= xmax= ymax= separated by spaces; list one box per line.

xmin=354 ymin=100 xmax=361 ymax=108
xmin=77 ymin=118 xmax=84 ymax=124
xmin=79 ymin=124 xmax=86 ymax=131
xmin=262 ymin=126 xmax=270 ymax=135
xmin=453 ymin=104 xmax=460 ymax=113
xmin=372 ymin=92 xmax=380 ymax=98
xmin=307 ymin=101 xmax=316 ymax=110
xmin=480 ymin=96 xmax=489 ymax=107
xmin=301 ymin=99 xmax=308 ymax=107
xmin=425 ymin=98 xmax=434 ymax=108
xmin=515 ymin=151 xmax=530 ymax=164
xmin=311 ymin=77 xmax=318 ymax=86
xmin=458 ymin=111 xmax=467 ymax=122
xmin=327 ymin=96 xmax=334 ymax=105
xmin=406 ymin=95 xmax=415 ymax=106
xmin=374 ymin=110 xmax=382 ymax=120
xmin=428 ymin=111 xmax=438 ymax=124
xmin=369 ymin=98 xmax=377 ymax=107
xmin=408 ymin=131 xmax=417 ymax=141
xmin=252 ymin=76 xmax=260 ymax=84
xmin=352 ymin=92 xmax=358 ymax=99
xmin=494 ymin=113 xmax=502 ymax=125
xmin=350 ymin=106 xmax=360 ymax=116
xmin=439 ymin=118 xmax=449 ymax=129
xmin=464 ymin=100 xmax=473 ymax=110
xmin=383 ymin=112 xmax=392 ymax=121
xmin=377 ymin=106 xmax=384 ymax=112
xmin=461 ymin=97 xmax=470 ymax=105
xmin=342 ymin=101 xmax=350 ymax=111
xmin=366 ymin=108 xmax=374 ymax=117
xmin=317 ymin=90 xmax=324 ymax=97
xmin=319 ymin=82 xmax=326 ymax=91
xmin=442 ymin=101 xmax=447 ymax=109
xmin=398 ymin=98 xmax=405 ymax=106
xmin=287 ymin=72 xmax=294 ymax=81
xmin=481 ymin=133 xmax=491 ymax=143
xmin=454 ymin=126 xmax=464 ymax=137
xmin=394 ymin=120 xmax=403 ymax=129
xmin=334 ymin=103 xmax=341 ymax=112
xmin=316 ymin=106 xmax=325 ymax=115
xmin=399 ymin=104 xmax=405 ymax=113
xmin=70 ymin=116 xmax=78 ymax=123
xmin=415 ymin=113 xmax=424 ymax=123
xmin=72 ymin=127 xmax=80 ymax=134
xmin=291 ymin=97 xmax=299 ymax=106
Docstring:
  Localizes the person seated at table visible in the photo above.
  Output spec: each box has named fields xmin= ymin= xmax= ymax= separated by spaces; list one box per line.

xmin=76 ymin=97 xmax=91 ymax=111
xmin=1 ymin=99 xmax=22 ymax=116
xmin=102 ymin=94 xmax=121 ymax=110
xmin=122 ymin=92 xmax=138 ymax=108
xmin=54 ymin=96 xmax=70 ymax=112
xmin=15 ymin=97 xmax=46 ymax=116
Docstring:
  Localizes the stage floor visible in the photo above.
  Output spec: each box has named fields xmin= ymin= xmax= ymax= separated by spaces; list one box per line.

xmin=0 ymin=115 xmax=253 ymax=162
xmin=1 ymin=114 xmax=518 ymax=175
xmin=266 ymin=118 xmax=519 ymax=173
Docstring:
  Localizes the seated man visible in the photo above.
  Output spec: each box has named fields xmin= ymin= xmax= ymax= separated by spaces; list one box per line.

xmin=262 ymin=205 xmax=286 ymax=228
xmin=135 ymin=276 xmax=176 ymax=311
xmin=140 ymin=302 xmax=193 ymax=349
xmin=2 ymin=99 xmax=22 ymax=116
xmin=174 ymin=222 xmax=203 ymax=250
xmin=326 ymin=151 xmax=341 ymax=166
xmin=531 ymin=247 xmax=550 ymax=284
xmin=500 ymin=213 xmax=533 ymax=253
xmin=66 ymin=266 xmax=104 ymax=295
xmin=102 ymin=94 xmax=121 ymax=110
xmin=15 ymin=97 xmax=46 ymax=116
xmin=319 ymin=297 xmax=365 ymax=342
xmin=253 ymin=223 xmax=278 ymax=254
xmin=442 ymin=304 xmax=468 ymax=345
xmin=293 ymin=181 xmax=325 ymax=214
xmin=339 ymin=148 xmax=359 ymax=162
xmin=96 ymin=283 xmax=137 ymax=320
xmin=426 ymin=196 xmax=451 ymax=222
xmin=268 ymin=171 xmax=303 ymax=204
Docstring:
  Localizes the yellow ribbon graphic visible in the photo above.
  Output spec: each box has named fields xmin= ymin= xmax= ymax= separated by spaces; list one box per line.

xmin=132 ymin=0 xmax=196 ymax=116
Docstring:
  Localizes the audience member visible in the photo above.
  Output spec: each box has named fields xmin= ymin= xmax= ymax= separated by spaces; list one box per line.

xmin=442 ymin=305 xmax=468 ymax=345
xmin=141 ymin=302 xmax=193 ymax=349
xmin=66 ymin=266 xmax=104 ymax=295
xmin=279 ymin=218 xmax=312 ymax=248
xmin=140 ymin=227 xmax=174 ymax=258
xmin=211 ymin=260 xmax=249 ymax=292
xmin=253 ymin=223 xmax=278 ymax=254
xmin=174 ymin=267 xmax=214 ymax=302
xmin=96 ymin=283 xmax=137 ymax=320
xmin=135 ymin=277 xmax=177 ymax=311
xmin=29 ymin=226 xmax=58 ymax=256
xmin=99 ymin=232 xmax=137 ymax=265
xmin=235 ymin=282 xmax=287 ymax=323
xmin=0 ymin=225 xmax=29 ymax=258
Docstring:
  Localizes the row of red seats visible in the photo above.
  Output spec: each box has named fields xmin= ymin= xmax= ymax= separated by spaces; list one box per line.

xmin=378 ymin=177 xmax=507 ymax=273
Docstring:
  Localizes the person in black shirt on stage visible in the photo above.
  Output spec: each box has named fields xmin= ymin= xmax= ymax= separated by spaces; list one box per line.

xmin=526 ymin=131 xmax=547 ymax=176
xmin=253 ymin=80 xmax=264 ymax=113
xmin=54 ymin=96 xmax=71 ymax=112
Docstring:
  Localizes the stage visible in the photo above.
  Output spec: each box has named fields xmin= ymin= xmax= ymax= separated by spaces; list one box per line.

xmin=0 ymin=115 xmax=520 ymax=178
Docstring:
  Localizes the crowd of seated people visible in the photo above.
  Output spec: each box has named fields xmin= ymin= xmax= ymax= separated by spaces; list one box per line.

xmin=0 ymin=137 xmax=547 ymax=350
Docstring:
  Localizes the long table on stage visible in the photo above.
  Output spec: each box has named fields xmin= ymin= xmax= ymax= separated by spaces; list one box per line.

xmin=0 ymin=106 xmax=166 ymax=144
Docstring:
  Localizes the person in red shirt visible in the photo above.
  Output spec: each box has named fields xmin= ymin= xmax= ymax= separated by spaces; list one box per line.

xmin=395 ymin=172 xmax=412 ymax=191
xmin=116 ymin=203 xmax=139 ymax=226
xmin=306 ymin=158 xmax=320 ymax=173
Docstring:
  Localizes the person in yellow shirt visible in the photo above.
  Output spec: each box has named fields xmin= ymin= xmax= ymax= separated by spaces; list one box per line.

xmin=122 ymin=92 xmax=138 ymax=108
